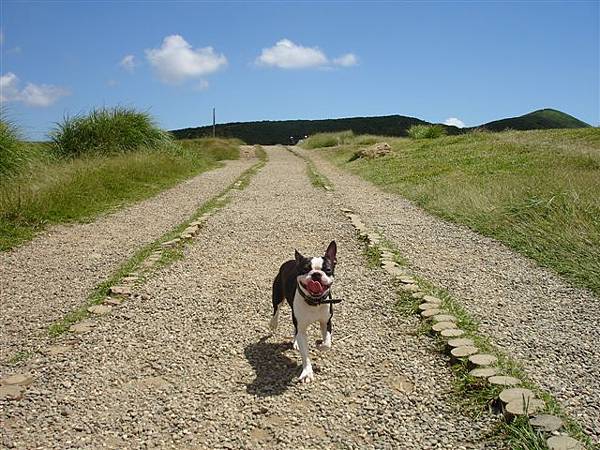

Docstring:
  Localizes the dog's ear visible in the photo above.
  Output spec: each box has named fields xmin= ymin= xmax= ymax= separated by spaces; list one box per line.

xmin=325 ymin=240 xmax=337 ymax=265
xmin=295 ymin=249 xmax=304 ymax=265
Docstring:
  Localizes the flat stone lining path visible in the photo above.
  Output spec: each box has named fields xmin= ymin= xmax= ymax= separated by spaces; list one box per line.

xmin=303 ymin=148 xmax=600 ymax=442
xmin=0 ymin=147 xmax=502 ymax=449
xmin=0 ymin=158 xmax=253 ymax=362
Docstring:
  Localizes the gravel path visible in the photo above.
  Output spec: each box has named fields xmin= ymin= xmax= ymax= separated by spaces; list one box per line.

xmin=304 ymin=148 xmax=600 ymax=442
xmin=0 ymin=158 xmax=253 ymax=362
xmin=0 ymin=147 xmax=502 ymax=449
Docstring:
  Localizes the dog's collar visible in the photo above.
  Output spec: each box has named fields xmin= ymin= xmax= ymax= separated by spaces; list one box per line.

xmin=297 ymin=283 xmax=343 ymax=306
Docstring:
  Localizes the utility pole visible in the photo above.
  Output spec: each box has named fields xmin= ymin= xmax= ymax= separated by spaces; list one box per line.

xmin=212 ymin=107 xmax=216 ymax=137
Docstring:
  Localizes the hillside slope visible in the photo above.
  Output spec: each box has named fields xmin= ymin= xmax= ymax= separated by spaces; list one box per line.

xmin=480 ymin=108 xmax=591 ymax=131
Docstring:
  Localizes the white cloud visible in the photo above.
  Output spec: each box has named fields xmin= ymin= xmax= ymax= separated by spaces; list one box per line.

xmin=119 ymin=54 xmax=136 ymax=72
xmin=333 ymin=53 xmax=358 ymax=67
xmin=256 ymin=39 xmax=328 ymax=69
xmin=0 ymin=72 xmax=20 ymax=102
xmin=0 ymin=72 xmax=69 ymax=107
xmin=145 ymin=35 xmax=227 ymax=84
xmin=444 ymin=117 xmax=465 ymax=128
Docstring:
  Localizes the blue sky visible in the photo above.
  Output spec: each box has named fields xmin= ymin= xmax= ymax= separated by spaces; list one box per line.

xmin=1 ymin=1 xmax=598 ymax=140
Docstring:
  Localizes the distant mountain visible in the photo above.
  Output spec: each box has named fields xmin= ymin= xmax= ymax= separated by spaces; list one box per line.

xmin=171 ymin=115 xmax=461 ymax=145
xmin=479 ymin=109 xmax=591 ymax=131
xmin=171 ymin=109 xmax=590 ymax=144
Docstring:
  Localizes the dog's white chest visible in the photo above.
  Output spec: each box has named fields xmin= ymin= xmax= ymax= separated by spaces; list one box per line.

xmin=293 ymin=293 xmax=331 ymax=326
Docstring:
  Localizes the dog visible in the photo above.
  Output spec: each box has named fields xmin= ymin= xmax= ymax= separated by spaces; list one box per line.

xmin=269 ymin=241 xmax=338 ymax=383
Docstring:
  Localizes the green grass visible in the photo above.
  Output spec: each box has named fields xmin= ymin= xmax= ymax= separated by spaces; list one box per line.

xmin=0 ymin=137 xmax=242 ymax=250
xmin=50 ymin=106 xmax=174 ymax=157
xmin=314 ymin=128 xmax=600 ymax=296
xmin=302 ymin=130 xmax=354 ymax=149
xmin=287 ymin=146 xmax=332 ymax=189
xmin=407 ymin=124 xmax=447 ymax=139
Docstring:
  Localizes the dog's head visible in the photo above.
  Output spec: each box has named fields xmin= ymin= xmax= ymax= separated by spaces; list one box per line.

xmin=295 ymin=241 xmax=337 ymax=298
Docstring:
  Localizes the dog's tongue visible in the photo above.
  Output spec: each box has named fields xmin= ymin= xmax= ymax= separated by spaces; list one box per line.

xmin=307 ymin=280 xmax=323 ymax=295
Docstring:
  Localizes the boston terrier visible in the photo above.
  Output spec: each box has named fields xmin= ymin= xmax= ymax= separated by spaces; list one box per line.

xmin=269 ymin=241 xmax=338 ymax=383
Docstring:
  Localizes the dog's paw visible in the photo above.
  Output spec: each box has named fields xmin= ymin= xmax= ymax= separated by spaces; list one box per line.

xmin=298 ymin=366 xmax=314 ymax=383
xmin=292 ymin=338 xmax=299 ymax=351
xmin=317 ymin=341 xmax=331 ymax=352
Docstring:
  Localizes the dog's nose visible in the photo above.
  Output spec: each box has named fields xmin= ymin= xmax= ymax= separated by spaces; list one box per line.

xmin=311 ymin=272 xmax=321 ymax=280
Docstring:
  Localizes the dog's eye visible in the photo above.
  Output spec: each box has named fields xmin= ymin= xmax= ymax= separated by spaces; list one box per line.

xmin=298 ymin=265 xmax=311 ymax=274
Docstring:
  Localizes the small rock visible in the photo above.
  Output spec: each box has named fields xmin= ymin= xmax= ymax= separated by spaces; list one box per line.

xmin=1 ymin=374 xmax=33 ymax=386
xmin=69 ymin=321 xmax=94 ymax=334
xmin=469 ymin=367 xmax=499 ymax=378
xmin=450 ymin=346 xmax=478 ymax=358
xmin=421 ymin=309 xmax=442 ymax=318
xmin=546 ymin=436 xmax=584 ymax=450
xmin=440 ymin=328 xmax=465 ymax=338
xmin=488 ymin=375 xmax=521 ymax=387
xmin=103 ymin=297 xmax=122 ymax=306
xmin=0 ymin=385 xmax=23 ymax=401
xmin=423 ymin=295 xmax=442 ymax=304
xmin=447 ymin=338 xmax=475 ymax=348
xmin=432 ymin=314 xmax=457 ymax=323
xmin=530 ymin=414 xmax=563 ymax=432
xmin=109 ymin=286 xmax=132 ymax=297
xmin=505 ymin=398 xmax=545 ymax=416
xmin=87 ymin=305 xmax=112 ymax=315
xmin=431 ymin=321 xmax=457 ymax=332
xmin=46 ymin=345 xmax=71 ymax=356
xmin=418 ymin=303 xmax=440 ymax=311
xmin=388 ymin=375 xmax=415 ymax=394
xmin=468 ymin=354 xmax=498 ymax=367
xmin=499 ymin=388 xmax=535 ymax=404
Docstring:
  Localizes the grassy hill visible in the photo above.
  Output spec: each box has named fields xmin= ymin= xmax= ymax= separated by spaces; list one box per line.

xmin=172 ymin=108 xmax=591 ymax=145
xmin=306 ymin=128 xmax=600 ymax=296
xmin=480 ymin=108 xmax=591 ymax=131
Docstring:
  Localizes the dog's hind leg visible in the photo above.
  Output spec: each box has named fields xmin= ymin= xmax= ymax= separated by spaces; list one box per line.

xmin=269 ymin=273 xmax=285 ymax=332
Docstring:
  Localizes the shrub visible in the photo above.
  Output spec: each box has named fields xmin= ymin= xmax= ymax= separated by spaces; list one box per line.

xmin=50 ymin=107 xmax=174 ymax=157
xmin=407 ymin=124 xmax=447 ymax=139
xmin=0 ymin=117 xmax=23 ymax=176
xmin=302 ymin=131 xmax=354 ymax=149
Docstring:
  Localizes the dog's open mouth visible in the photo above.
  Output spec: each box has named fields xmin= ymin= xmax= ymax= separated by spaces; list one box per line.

xmin=304 ymin=280 xmax=329 ymax=296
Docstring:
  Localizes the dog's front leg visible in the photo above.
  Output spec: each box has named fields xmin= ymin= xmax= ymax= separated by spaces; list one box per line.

xmin=295 ymin=327 xmax=314 ymax=383
xmin=318 ymin=320 xmax=332 ymax=351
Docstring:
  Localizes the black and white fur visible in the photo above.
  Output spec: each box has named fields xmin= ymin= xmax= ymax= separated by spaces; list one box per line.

xmin=269 ymin=241 xmax=337 ymax=383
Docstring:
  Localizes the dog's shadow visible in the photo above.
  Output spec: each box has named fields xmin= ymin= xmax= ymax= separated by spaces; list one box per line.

xmin=244 ymin=335 xmax=298 ymax=396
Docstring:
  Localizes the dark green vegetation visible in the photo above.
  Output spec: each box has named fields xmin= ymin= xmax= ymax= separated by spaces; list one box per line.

xmin=481 ymin=108 xmax=591 ymax=132
xmin=51 ymin=107 xmax=174 ymax=157
xmin=172 ymin=114 xmax=450 ymax=145
xmin=0 ymin=108 xmax=242 ymax=250
xmin=310 ymin=128 xmax=600 ymax=296
xmin=171 ymin=109 xmax=589 ymax=145
xmin=407 ymin=124 xmax=447 ymax=139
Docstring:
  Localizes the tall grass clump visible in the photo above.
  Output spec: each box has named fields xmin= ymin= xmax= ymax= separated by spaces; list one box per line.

xmin=51 ymin=107 xmax=174 ymax=157
xmin=0 ymin=115 xmax=26 ymax=176
xmin=302 ymin=131 xmax=354 ymax=149
xmin=407 ymin=124 xmax=447 ymax=139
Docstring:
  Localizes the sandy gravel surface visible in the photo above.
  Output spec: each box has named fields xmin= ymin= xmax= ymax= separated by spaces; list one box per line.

xmin=304 ymin=148 xmax=600 ymax=442
xmin=0 ymin=147 xmax=502 ymax=449
xmin=0 ymin=159 xmax=252 ymax=362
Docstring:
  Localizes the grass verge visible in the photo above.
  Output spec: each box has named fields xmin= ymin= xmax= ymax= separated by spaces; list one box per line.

xmin=311 ymin=128 xmax=600 ymax=296
xmin=46 ymin=147 xmax=267 ymax=339
xmin=0 ymin=138 xmax=241 ymax=250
